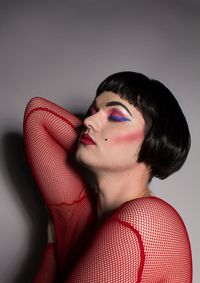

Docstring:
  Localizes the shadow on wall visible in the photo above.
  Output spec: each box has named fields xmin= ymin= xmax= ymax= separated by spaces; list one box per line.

xmin=2 ymin=132 xmax=48 ymax=283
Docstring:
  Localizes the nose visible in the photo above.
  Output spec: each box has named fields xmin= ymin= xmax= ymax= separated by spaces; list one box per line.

xmin=83 ymin=112 xmax=102 ymax=132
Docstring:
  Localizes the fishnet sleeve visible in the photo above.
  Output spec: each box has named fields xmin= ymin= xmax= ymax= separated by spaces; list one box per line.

xmin=33 ymin=243 xmax=57 ymax=283
xmin=66 ymin=216 xmax=143 ymax=283
xmin=65 ymin=197 xmax=192 ymax=282
xmin=24 ymin=97 xmax=93 ymax=280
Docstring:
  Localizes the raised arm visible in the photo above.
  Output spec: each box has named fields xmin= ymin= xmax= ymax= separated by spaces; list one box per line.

xmin=24 ymin=97 xmax=93 ymax=279
xmin=24 ymin=97 xmax=84 ymax=205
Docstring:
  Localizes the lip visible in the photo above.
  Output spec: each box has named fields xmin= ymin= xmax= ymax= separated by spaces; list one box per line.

xmin=80 ymin=133 xmax=96 ymax=145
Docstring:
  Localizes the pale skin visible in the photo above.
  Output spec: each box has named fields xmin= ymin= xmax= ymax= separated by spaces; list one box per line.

xmin=76 ymin=91 xmax=152 ymax=219
xmin=48 ymin=91 xmax=152 ymax=241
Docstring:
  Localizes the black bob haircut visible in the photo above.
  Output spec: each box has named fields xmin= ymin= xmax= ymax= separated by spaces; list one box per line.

xmin=95 ymin=71 xmax=191 ymax=180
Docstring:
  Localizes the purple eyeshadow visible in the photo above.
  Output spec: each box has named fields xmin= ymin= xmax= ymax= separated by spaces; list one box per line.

xmin=109 ymin=115 xmax=130 ymax=122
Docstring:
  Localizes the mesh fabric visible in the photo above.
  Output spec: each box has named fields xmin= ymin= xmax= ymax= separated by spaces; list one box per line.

xmin=24 ymin=97 xmax=192 ymax=282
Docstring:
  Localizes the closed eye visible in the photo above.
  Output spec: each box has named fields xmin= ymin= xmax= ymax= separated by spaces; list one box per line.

xmin=109 ymin=115 xmax=131 ymax=122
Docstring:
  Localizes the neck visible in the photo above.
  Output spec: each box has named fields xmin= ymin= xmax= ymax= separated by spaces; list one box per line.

xmin=94 ymin=163 xmax=151 ymax=220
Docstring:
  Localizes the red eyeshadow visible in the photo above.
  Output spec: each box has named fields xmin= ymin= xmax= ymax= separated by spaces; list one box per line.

xmin=113 ymin=131 xmax=144 ymax=143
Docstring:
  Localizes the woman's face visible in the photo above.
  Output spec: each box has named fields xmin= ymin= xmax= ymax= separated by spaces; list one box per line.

xmin=75 ymin=91 xmax=145 ymax=173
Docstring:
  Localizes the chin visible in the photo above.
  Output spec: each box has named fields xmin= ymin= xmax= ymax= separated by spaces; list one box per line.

xmin=75 ymin=148 xmax=100 ymax=173
xmin=75 ymin=147 xmax=92 ymax=168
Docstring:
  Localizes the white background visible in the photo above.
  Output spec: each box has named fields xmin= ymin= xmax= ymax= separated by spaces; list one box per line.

xmin=0 ymin=1 xmax=199 ymax=282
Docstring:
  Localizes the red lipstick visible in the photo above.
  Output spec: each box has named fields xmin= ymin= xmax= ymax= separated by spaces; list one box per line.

xmin=80 ymin=133 xmax=96 ymax=145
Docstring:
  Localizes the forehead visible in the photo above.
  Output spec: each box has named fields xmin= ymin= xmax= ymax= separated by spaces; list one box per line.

xmin=95 ymin=91 xmax=144 ymax=123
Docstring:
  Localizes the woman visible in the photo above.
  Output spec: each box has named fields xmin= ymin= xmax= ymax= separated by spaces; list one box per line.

xmin=24 ymin=72 xmax=192 ymax=282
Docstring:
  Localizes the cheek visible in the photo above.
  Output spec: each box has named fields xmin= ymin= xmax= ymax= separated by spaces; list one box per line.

xmin=112 ymin=130 xmax=144 ymax=144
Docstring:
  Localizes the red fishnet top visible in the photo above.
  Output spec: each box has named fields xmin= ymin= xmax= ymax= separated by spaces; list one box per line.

xmin=24 ymin=97 xmax=192 ymax=283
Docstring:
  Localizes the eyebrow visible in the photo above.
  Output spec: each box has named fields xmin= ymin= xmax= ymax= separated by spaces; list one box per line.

xmin=105 ymin=101 xmax=133 ymax=117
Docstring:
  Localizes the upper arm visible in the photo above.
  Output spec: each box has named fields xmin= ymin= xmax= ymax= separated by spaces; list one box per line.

xmin=115 ymin=197 xmax=193 ymax=282
xmin=24 ymin=97 xmax=95 ymax=274
xmin=66 ymin=217 xmax=143 ymax=283
xmin=24 ymin=97 xmax=86 ymax=205
xmin=66 ymin=198 xmax=192 ymax=283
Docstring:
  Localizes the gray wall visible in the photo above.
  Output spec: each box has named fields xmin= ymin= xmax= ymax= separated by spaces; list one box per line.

xmin=0 ymin=1 xmax=199 ymax=282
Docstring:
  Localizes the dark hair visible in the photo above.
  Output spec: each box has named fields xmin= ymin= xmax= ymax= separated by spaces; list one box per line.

xmin=96 ymin=71 xmax=191 ymax=180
